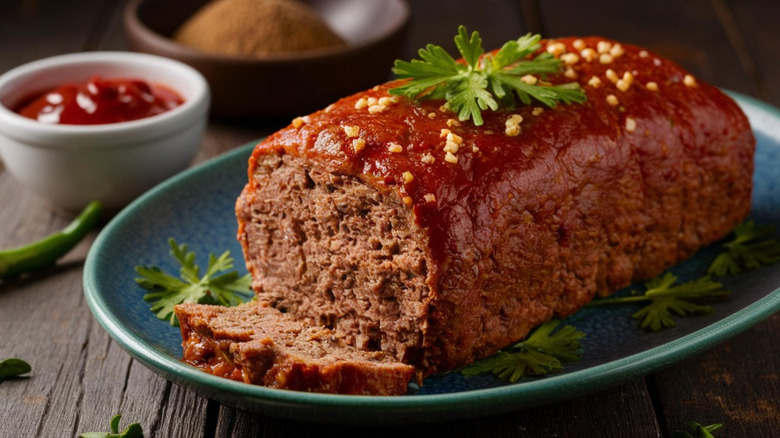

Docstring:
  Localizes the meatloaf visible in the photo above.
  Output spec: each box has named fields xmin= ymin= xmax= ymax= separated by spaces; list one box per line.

xmin=176 ymin=301 xmax=415 ymax=394
xmin=180 ymin=36 xmax=755 ymax=393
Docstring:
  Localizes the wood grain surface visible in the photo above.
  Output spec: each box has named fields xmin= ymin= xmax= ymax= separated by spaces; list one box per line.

xmin=0 ymin=1 xmax=777 ymax=437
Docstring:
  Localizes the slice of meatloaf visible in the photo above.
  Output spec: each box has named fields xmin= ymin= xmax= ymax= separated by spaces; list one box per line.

xmin=229 ymin=36 xmax=755 ymax=385
xmin=175 ymin=301 xmax=415 ymax=395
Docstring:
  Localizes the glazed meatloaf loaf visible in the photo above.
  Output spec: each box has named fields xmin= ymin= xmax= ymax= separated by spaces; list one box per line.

xmin=176 ymin=36 xmax=755 ymax=394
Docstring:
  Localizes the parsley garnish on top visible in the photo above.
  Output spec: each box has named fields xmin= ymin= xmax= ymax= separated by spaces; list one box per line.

xmin=135 ymin=238 xmax=252 ymax=326
xmin=389 ymin=26 xmax=587 ymax=126
xmin=461 ymin=320 xmax=585 ymax=382
xmin=708 ymin=220 xmax=780 ymax=276
xmin=587 ymin=273 xmax=730 ymax=331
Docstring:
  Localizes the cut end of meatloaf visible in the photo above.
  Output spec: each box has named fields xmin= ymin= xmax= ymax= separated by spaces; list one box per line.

xmin=175 ymin=301 xmax=416 ymax=395
xmin=236 ymin=153 xmax=432 ymax=367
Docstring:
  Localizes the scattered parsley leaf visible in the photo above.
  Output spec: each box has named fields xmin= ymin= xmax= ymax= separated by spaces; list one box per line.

xmin=708 ymin=220 xmax=780 ymax=276
xmin=671 ymin=421 xmax=723 ymax=438
xmin=0 ymin=358 xmax=31 ymax=383
xmin=135 ymin=238 xmax=252 ymax=326
xmin=461 ymin=320 xmax=585 ymax=382
xmin=79 ymin=414 xmax=143 ymax=438
xmin=587 ymin=273 xmax=729 ymax=331
xmin=390 ymin=26 xmax=586 ymax=126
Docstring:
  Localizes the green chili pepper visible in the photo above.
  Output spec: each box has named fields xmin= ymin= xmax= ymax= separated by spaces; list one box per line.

xmin=0 ymin=200 xmax=102 ymax=279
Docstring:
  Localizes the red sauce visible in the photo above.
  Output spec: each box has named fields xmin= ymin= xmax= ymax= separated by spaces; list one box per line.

xmin=251 ymin=37 xmax=750 ymax=266
xmin=182 ymin=333 xmax=244 ymax=381
xmin=15 ymin=76 xmax=184 ymax=125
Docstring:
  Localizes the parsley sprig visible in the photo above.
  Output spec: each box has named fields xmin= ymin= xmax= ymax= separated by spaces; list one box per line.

xmin=461 ymin=320 xmax=585 ymax=382
xmin=0 ymin=358 xmax=31 ymax=384
xmin=708 ymin=220 xmax=780 ymax=276
xmin=672 ymin=421 xmax=723 ymax=438
xmin=587 ymin=273 xmax=729 ymax=331
xmin=135 ymin=238 xmax=252 ymax=326
xmin=389 ymin=26 xmax=586 ymax=126
xmin=79 ymin=415 xmax=143 ymax=438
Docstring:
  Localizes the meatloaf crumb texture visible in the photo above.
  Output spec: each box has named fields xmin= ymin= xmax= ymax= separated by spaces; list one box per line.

xmin=182 ymin=36 xmax=754 ymax=393
xmin=237 ymin=153 xmax=431 ymax=367
xmin=175 ymin=301 xmax=415 ymax=395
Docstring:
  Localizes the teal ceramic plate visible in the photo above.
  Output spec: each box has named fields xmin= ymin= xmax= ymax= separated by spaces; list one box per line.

xmin=84 ymin=92 xmax=780 ymax=424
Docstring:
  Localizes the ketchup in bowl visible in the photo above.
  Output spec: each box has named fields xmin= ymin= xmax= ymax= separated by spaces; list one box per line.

xmin=15 ymin=76 xmax=184 ymax=125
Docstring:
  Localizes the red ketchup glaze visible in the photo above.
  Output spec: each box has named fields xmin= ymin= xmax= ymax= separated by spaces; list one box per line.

xmin=15 ymin=76 xmax=184 ymax=125
xmin=181 ymin=332 xmax=244 ymax=382
xmin=250 ymin=37 xmax=751 ymax=266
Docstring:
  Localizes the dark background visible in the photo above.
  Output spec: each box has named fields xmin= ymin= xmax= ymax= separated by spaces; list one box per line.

xmin=0 ymin=0 xmax=778 ymax=437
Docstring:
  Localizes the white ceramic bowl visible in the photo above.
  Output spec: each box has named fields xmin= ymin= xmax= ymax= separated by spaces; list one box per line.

xmin=0 ymin=52 xmax=209 ymax=211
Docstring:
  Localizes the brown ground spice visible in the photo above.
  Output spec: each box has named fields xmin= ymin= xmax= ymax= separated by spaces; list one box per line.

xmin=174 ymin=0 xmax=345 ymax=57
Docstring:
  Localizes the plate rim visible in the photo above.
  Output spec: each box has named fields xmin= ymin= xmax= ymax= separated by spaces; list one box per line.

xmin=83 ymin=91 xmax=780 ymax=423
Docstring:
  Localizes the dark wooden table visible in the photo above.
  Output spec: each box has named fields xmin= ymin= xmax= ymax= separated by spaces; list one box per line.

xmin=1 ymin=1 xmax=779 ymax=436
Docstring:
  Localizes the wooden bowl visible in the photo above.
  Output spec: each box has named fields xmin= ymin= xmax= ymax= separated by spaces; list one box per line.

xmin=124 ymin=0 xmax=410 ymax=119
